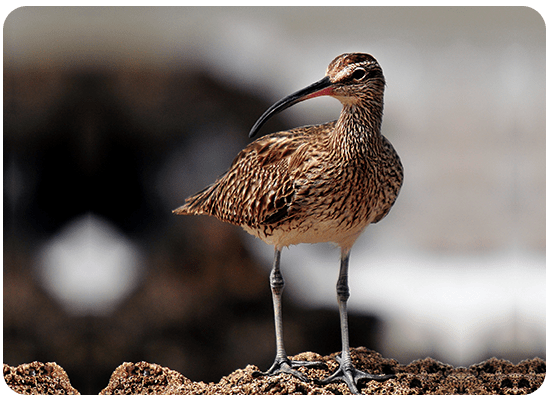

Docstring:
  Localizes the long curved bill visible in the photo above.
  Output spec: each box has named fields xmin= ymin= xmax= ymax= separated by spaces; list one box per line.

xmin=249 ymin=76 xmax=333 ymax=138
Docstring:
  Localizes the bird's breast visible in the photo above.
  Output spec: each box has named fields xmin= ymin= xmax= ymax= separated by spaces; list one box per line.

xmin=243 ymin=156 xmax=391 ymax=248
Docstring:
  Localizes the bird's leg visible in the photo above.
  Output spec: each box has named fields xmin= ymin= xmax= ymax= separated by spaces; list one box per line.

xmin=318 ymin=248 xmax=395 ymax=394
xmin=253 ymin=247 xmax=324 ymax=382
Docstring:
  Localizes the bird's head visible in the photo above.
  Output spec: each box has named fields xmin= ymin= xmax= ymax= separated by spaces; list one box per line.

xmin=249 ymin=53 xmax=385 ymax=138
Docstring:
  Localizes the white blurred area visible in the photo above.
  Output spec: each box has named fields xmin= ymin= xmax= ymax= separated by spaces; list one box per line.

xmin=249 ymin=241 xmax=545 ymax=366
xmin=6 ymin=7 xmax=545 ymax=365
xmin=36 ymin=213 xmax=143 ymax=316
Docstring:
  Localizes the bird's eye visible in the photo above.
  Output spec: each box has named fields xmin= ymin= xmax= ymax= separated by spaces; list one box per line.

xmin=351 ymin=68 xmax=366 ymax=81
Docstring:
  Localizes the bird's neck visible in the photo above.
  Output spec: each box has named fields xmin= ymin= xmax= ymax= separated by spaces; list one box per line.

xmin=332 ymin=100 xmax=384 ymax=158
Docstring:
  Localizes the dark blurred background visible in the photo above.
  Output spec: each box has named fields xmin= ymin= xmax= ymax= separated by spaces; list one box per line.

xmin=3 ymin=6 xmax=545 ymax=394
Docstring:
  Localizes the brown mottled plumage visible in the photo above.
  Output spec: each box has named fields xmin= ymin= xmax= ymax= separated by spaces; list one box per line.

xmin=173 ymin=53 xmax=403 ymax=394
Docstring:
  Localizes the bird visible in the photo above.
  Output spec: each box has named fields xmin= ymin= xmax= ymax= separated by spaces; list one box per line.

xmin=173 ymin=53 xmax=403 ymax=394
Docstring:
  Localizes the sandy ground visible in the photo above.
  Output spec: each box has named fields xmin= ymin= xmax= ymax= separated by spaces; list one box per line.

xmin=4 ymin=347 xmax=545 ymax=395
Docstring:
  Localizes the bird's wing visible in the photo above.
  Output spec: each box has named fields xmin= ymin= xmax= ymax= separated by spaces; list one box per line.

xmin=174 ymin=122 xmax=335 ymax=228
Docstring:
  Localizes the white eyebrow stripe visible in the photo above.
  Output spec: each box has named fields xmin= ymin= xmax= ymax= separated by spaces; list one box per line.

xmin=332 ymin=61 xmax=377 ymax=81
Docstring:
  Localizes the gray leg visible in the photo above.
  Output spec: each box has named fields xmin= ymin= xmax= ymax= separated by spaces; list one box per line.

xmin=253 ymin=247 xmax=324 ymax=381
xmin=319 ymin=248 xmax=395 ymax=394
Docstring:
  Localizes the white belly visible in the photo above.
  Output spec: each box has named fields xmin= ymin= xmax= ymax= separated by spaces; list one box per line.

xmin=242 ymin=216 xmax=370 ymax=250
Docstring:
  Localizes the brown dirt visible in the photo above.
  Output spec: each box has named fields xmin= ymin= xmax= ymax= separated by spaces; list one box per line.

xmin=4 ymin=347 xmax=545 ymax=395
xmin=3 ymin=362 xmax=79 ymax=395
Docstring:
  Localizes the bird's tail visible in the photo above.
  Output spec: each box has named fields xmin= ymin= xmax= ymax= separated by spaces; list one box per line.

xmin=172 ymin=185 xmax=215 ymax=216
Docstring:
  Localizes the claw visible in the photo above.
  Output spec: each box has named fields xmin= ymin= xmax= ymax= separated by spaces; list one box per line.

xmin=253 ymin=356 xmax=326 ymax=382
xmin=317 ymin=355 xmax=395 ymax=394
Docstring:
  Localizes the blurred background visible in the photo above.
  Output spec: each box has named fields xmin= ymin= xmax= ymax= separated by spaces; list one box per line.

xmin=3 ymin=6 xmax=545 ymax=394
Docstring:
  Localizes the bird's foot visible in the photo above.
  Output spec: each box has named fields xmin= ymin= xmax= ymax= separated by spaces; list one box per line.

xmin=253 ymin=356 xmax=326 ymax=382
xmin=317 ymin=355 xmax=395 ymax=394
